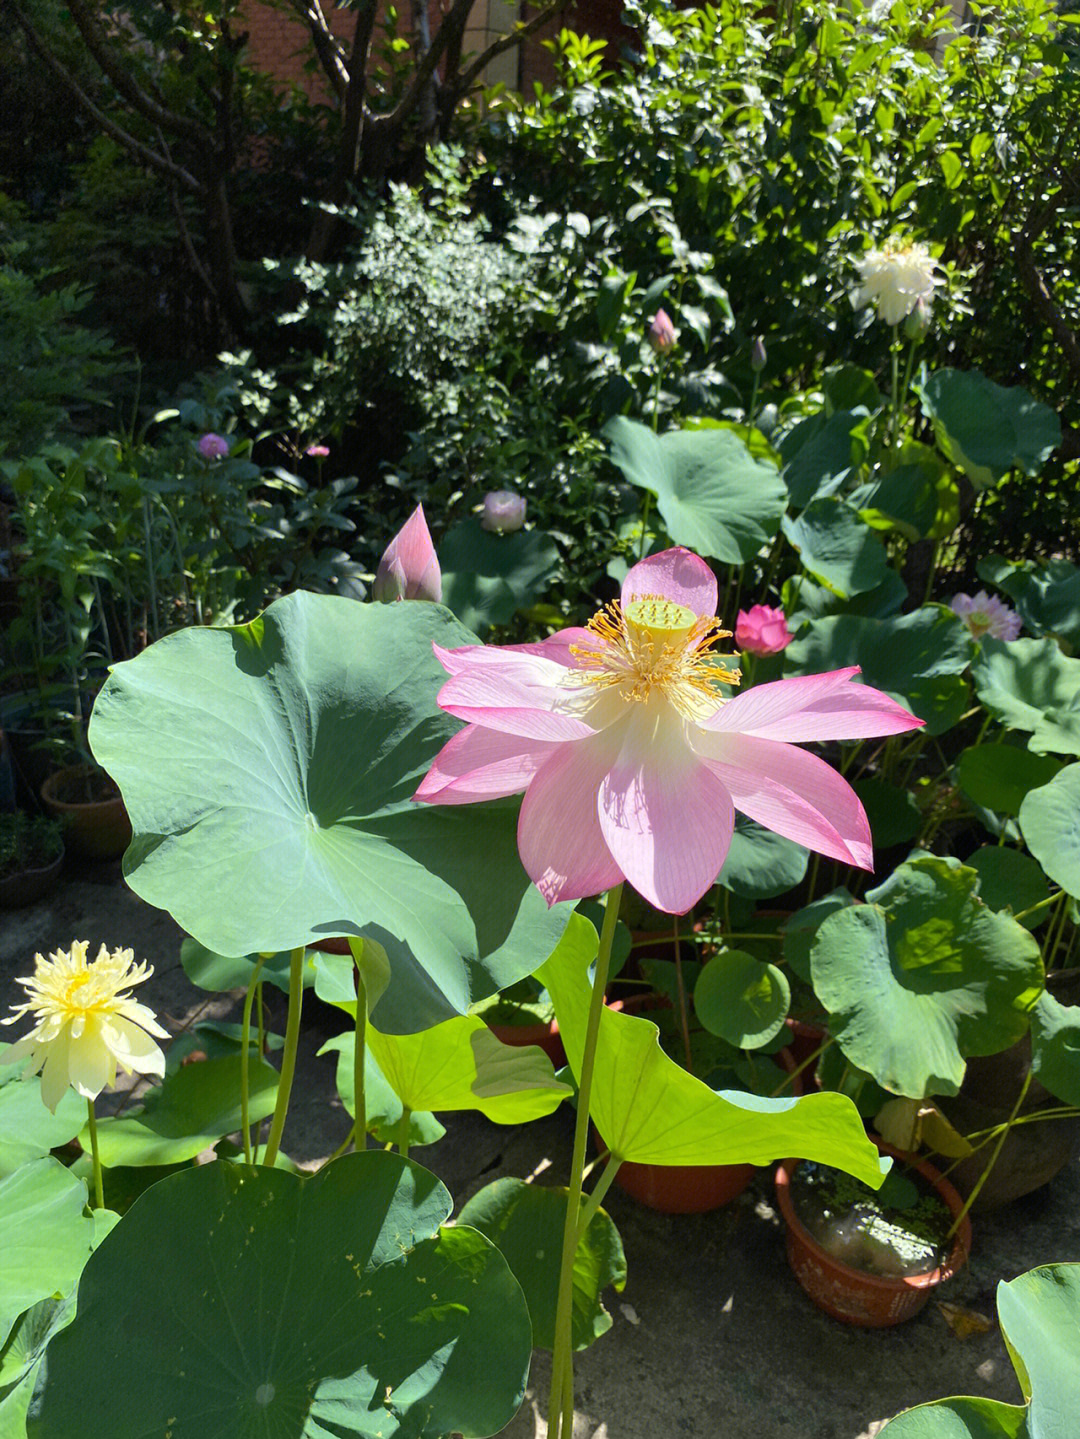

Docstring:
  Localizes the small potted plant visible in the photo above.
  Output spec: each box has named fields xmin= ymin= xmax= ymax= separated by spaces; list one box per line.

xmin=0 ymin=808 xmax=65 ymax=907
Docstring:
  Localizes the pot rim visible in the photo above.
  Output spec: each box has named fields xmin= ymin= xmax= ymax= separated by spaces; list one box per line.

xmin=774 ymin=1138 xmax=972 ymax=1293
xmin=40 ymin=763 xmax=122 ymax=811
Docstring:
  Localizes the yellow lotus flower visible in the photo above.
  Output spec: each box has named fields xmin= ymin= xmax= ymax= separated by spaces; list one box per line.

xmin=1 ymin=941 xmax=168 ymax=1112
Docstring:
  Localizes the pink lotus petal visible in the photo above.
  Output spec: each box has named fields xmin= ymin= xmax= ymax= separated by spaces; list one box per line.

xmin=436 ymin=661 xmax=595 ymax=742
xmin=622 ymin=548 xmax=718 ymax=618
xmin=598 ymin=708 xmax=735 ymax=912
xmin=517 ymin=733 xmax=627 ymax=905
xmin=704 ymin=667 xmax=923 ymax=742
xmin=694 ymin=731 xmax=873 ymax=869
xmin=414 ymin=725 xmax=556 ymax=804
xmin=432 ymin=628 xmax=594 ymax=678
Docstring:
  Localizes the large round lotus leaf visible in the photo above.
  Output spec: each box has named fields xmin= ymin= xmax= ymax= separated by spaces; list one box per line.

xmin=537 ymin=916 xmax=886 ymax=1185
xmin=1030 ymin=991 xmax=1080 ymax=1107
xmin=782 ymin=497 xmax=892 ymax=599
xmin=317 ymin=1032 xmax=446 ymax=1149
xmin=439 ymin=518 xmax=560 ymax=633
xmin=88 ymin=593 xmax=570 ymax=1033
xmin=781 ymin=889 xmax=856 ymax=983
xmin=693 ymin=950 xmax=790 ymax=1049
xmin=29 ymin=1152 xmax=532 ymax=1439
xmin=955 ymin=744 xmax=1062 ymax=816
xmin=180 ymin=938 xmax=311 ymax=995
xmin=604 ymin=416 xmax=786 ymax=564
xmin=717 ymin=817 xmax=808 ymax=898
xmin=811 ymin=856 xmax=1044 ymax=1099
xmin=457 ymin=1177 xmax=626 ymax=1352
xmin=967 ymin=847 xmax=1050 ymax=930
xmin=784 ymin=607 xmax=973 ymax=735
xmin=1019 ymin=763 xmax=1080 ymax=896
xmin=851 ymin=777 xmax=922 ymax=847
xmin=881 ymin=1263 xmax=1080 ymax=1437
xmin=971 ymin=638 xmax=1080 ymax=756
xmin=0 ymin=1051 xmax=84 ymax=1178
xmin=779 ymin=408 xmax=872 ymax=509
xmin=919 ymin=368 xmax=1061 ymax=490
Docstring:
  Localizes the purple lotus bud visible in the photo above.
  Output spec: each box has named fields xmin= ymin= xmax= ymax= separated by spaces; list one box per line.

xmin=481 ymin=491 xmax=527 ymax=533
xmin=647 ymin=309 xmax=677 ymax=353
xmin=373 ymin=504 xmax=442 ymax=603
xmin=197 ymin=433 xmax=229 ymax=461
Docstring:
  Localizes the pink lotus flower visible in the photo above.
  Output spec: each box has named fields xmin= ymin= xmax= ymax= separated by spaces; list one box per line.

xmin=197 ymin=432 xmax=229 ymax=461
xmin=306 ymin=443 xmax=330 ymax=459
xmin=647 ymin=309 xmax=677 ymax=353
xmin=950 ymin=590 xmax=1022 ymax=642
xmin=372 ymin=504 xmax=442 ymax=603
xmin=735 ymin=604 xmax=793 ymax=656
xmin=415 ymin=548 xmax=922 ymax=913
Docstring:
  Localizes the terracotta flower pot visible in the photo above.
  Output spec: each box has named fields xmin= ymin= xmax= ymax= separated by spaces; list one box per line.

xmin=784 ymin=1016 xmax=828 ymax=1067
xmin=0 ymin=843 xmax=65 ymax=908
xmin=774 ymin=1141 xmax=971 ymax=1327
xmin=40 ymin=764 xmax=132 ymax=860
xmin=487 ymin=1017 xmax=566 ymax=1068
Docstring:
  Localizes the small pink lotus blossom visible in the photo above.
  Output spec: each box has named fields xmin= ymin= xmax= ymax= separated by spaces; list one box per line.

xmin=372 ymin=504 xmax=442 ymax=603
xmin=415 ymin=548 xmax=922 ymax=913
xmin=306 ymin=443 xmax=330 ymax=458
xmin=647 ymin=309 xmax=677 ymax=353
xmin=197 ymin=433 xmax=229 ymax=461
xmin=950 ymin=590 xmax=1022 ymax=642
xmin=735 ymin=604 xmax=793 ymax=656
xmin=481 ymin=491 xmax=527 ymax=533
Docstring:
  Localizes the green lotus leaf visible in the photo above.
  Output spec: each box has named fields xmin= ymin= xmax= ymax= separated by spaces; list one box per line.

xmin=0 ymin=1054 xmax=85 ymax=1178
xmin=811 ymin=856 xmax=1044 ymax=1099
xmin=693 ymin=951 xmax=790 ymax=1049
xmin=0 ymin=1294 xmax=76 ymax=1438
xmin=28 ymin=1152 xmax=533 ymax=1439
xmin=538 ymin=916 xmax=886 ymax=1184
xmin=317 ymin=1033 xmax=446 ymax=1149
xmin=784 ymin=607 xmax=973 ymax=735
xmin=881 ymin=1263 xmax=1080 ymax=1436
xmin=972 ymin=638 xmax=1080 ymax=755
xmin=780 ymin=408 xmax=872 ymax=508
xmin=784 ymin=572 xmax=907 ymax=627
xmin=853 ymin=444 xmax=959 ymax=543
xmin=781 ymin=889 xmax=857 ymax=984
xmin=440 ymin=518 xmax=560 ymax=633
xmin=782 ymin=496 xmax=893 ymax=598
xmin=0 ymin=1159 xmax=105 ymax=1351
xmin=851 ymin=777 xmax=922 ymax=847
xmin=458 ymin=1177 xmax=626 ymax=1352
xmin=604 ymin=416 xmax=787 ymax=564
xmin=87 ymin=1053 xmax=280 ymax=1167
xmin=955 ymin=744 xmax=1063 ymax=816
xmin=180 ymin=938 xmax=310 ymax=995
xmin=88 ymin=592 xmax=571 ymax=1033
xmin=1029 ymin=991 xmax=1080 ymax=1107
xmin=967 ymin=847 xmax=1051 ymax=930
xmin=1019 ymin=763 xmax=1080 ymax=895
xmin=979 ymin=554 xmax=1080 ymax=651
xmin=717 ymin=817 xmax=808 ymax=898
xmin=919 ymin=369 xmax=1061 ymax=490
xmin=311 ymin=940 xmax=391 ymax=1018
xmin=364 ymin=1015 xmax=571 ymax=1124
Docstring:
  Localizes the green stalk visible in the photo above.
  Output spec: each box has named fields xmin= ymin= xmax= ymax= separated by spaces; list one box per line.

xmin=1012 ymin=890 xmax=1062 ymax=925
xmin=262 ymin=947 xmax=305 ymax=1168
xmin=547 ymin=882 xmax=623 ymax=1439
xmin=575 ymin=1154 xmax=623 ymax=1242
xmin=86 ymin=1098 xmax=104 ymax=1210
xmin=240 ymin=954 xmax=267 ymax=1165
xmin=947 ymin=1069 xmax=1033 ymax=1239
xmin=770 ymin=1034 xmax=834 ymax=1096
xmin=672 ymin=915 xmax=694 ymax=1074
xmin=398 ymin=1107 xmax=411 ymax=1160
xmin=352 ymin=965 xmax=368 ymax=1152
xmin=888 ymin=325 xmax=901 ymax=458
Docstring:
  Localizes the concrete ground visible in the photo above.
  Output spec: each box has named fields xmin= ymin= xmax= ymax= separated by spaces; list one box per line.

xmin=3 ymin=866 xmax=1078 ymax=1439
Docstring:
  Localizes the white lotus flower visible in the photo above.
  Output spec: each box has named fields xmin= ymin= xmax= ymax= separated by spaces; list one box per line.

xmin=852 ymin=238 xmax=942 ymax=327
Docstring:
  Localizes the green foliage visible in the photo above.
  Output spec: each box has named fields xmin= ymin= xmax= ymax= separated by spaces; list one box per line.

xmin=0 ymin=811 xmax=63 ymax=876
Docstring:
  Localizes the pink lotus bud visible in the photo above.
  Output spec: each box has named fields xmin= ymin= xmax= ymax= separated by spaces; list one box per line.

xmin=305 ymin=443 xmax=330 ymax=458
xmin=373 ymin=504 xmax=442 ymax=603
xmin=197 ymin=433 xmax=229 ymax=461
xmin=735 ymin=604 xmax=794 ymax=656
xmin=750 ymin=337 xmax=767 ymax=373
xmin=647 ymin=309 xmax=677 ymax=353
xmin=481 ymin=490 xmax=527 ymax=533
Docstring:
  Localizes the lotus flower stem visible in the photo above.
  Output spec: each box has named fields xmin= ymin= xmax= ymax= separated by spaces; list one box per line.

xmin=1012 ymin=891 xmax=1062 ymax=925
xmin=352 ymin=964 xmax=367 ymax=1152
xmin=889 ymin=326 xmax=901 ymax=456
xmin=398 ymin=1107 xmax=411 ymax=1160
xmin=947 ymin=1068 xmax=1033 ymax=1239
xmin=547 ymin=882 xmax=623 ymax=1439
xmin=770 ymin=1035 xmax=835 ymax=1096
xmin=86 ymin=1098 xmax=104 ymax=1210
xmin=253 ymin=979 xmax=265 ymax=1162
xmin=240 ymin=954 xmax=267 ymax=1165
xmin=575 ymin=1154 xmax=623 ymax=1244
xmin=672 ymin=917 xmax=694 ymax=1074
xmin=262 ymin=947 xmax=305 ymax=1168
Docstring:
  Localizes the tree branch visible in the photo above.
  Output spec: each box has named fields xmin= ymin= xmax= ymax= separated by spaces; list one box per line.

xmin=63 ymin=0 xmax=213 ymax=146
xmin=390 ymin=0 xmax=475 ymax=131
xmin=4 ymin=0 xmax=202 ymax=192
xmin=283 ymin=0 xmax=348 ymax=100
xmin=453 ymin=0 xmax=570 ymax=97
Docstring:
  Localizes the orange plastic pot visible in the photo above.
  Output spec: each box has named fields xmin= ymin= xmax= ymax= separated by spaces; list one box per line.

xmin=774 ymin=1140 xmax=972 ymax=1327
